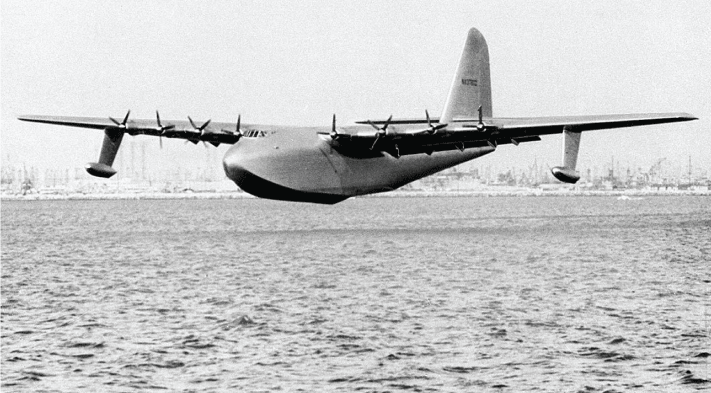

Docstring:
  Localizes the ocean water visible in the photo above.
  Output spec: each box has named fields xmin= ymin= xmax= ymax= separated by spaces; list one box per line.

xmin=1 ymin=195 xmax=709 ymax=392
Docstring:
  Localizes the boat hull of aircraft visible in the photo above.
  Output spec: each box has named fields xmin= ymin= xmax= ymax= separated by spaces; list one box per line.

xmin=222 ymin=128 xmax=495 ymax=204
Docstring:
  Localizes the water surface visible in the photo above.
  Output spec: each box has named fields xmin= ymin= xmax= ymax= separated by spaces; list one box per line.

xmin=2 ymin=196 xmax=710 ymax=391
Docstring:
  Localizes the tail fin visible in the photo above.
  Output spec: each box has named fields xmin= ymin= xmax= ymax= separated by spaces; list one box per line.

xmin=85 ymin=129 xmax=124 ymax=178
xmin=440 ymin=28 xmax=492 ymax=124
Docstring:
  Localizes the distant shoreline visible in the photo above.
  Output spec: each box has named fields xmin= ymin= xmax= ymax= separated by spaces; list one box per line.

xmin=2 ymin=189 xmax=709 ymax=201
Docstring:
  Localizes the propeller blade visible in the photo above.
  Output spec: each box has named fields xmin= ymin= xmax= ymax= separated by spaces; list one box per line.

xmin=236 ymin=115 xmax=241 ymax=134
xmin=155 ymin=110 xmax=175 ymax=132
xmin=476 ymin=105 xmax=484 ymax=131
xmin=424 ymin=110 xmax=448 ymax=134
xmin=370 ymin=134 xmax=381 ymax=151
xmin=159 ymin=135 xmax=163 ymax=149
xmin=382 ymin=115 xmax=393 ymax=131
xmin=329 ymin=114 xmax=341 ymax=139
xmin=188 ymin=117 xmax=210 ymax=139
xmin=109 ymin=110 xmax=130 ymax=128
xmin=367 ymin=115 xmax=393 ymax=149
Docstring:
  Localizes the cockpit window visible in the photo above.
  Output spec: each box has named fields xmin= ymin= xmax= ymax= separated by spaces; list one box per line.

xmin=244 ymin=129 xmax=269 ymax=138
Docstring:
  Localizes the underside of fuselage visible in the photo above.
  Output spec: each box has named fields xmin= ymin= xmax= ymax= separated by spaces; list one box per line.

xmin=222 ymin=127 xmax=495 ymax=204
xmin=222 ymin=159 xmax=349 ymax=204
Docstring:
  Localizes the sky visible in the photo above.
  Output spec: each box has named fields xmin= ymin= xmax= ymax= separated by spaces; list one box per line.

xmin=2 ymin=0 xmax=709 ymax=179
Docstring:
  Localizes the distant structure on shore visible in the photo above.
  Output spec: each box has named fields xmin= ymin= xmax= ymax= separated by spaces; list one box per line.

xmin=2 ymin=156 xmax=709 ymax=197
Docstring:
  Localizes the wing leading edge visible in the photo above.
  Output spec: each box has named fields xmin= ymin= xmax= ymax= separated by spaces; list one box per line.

xmin=18 ymin=113 xmax=245 ymax=178
xmin=488 ymin=112 xmax=697 ymax=135
xmin=335 ymin=112 xmax=697 ymax=158
xmin=17 ymin=114 xmax=244 ymax=145
xmin=18 ymin=115 xmax=117 ymax=130
xmin=359 ymin=112 xmax=696 ymax=131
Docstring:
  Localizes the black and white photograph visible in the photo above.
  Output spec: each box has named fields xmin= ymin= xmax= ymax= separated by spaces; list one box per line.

xmin=2 ymin=1 xmax=709 ymax=391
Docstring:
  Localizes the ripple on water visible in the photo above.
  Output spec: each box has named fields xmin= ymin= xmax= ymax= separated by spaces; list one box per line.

xmin=2 ymin=196 xmax=709 ymax=392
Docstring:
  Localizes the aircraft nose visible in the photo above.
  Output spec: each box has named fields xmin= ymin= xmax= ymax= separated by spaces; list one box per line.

xmin=222 ymin=147 xmax=245 ymax=182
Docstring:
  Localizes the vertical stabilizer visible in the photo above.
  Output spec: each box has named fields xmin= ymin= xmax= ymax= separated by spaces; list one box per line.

xmin=440 ymin=28 xmax=492 ymax=124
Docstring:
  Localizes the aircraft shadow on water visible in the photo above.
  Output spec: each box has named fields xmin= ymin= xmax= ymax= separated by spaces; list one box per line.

xmin=19 ymin=28 xmax=697 ymax=204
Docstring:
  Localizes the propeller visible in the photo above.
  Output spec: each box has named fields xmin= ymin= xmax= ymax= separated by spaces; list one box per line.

xmin=368 ymin=115 xmax=392 ymax=151
xmin=109 ymin=110 xmax=131 ymax=130
xmin=330 ymin=114 xmax=339 ymax=139
xmin=425 ymin=110 xmax=447 ymax=134
xmin=224 ymin=115 xmax=241 ymax=136
xmin=328 ymin=113 xmax=344 ymax=141
xmin=476 ymin=105 xmax=487 ymax=132
xmin=188 ymin=116 xmax=211 ymax=145
xmin=317 ymin=114 xmax=345 ymax=141
xmin=462 ymin=105 xmax=499 ymax=148
xmin=219 ymin=115 xmax=243 ymax=144
xmin=475 ymin=105 xmax=519 ymax=147
xmin=154 ymin=110 xmax=175 ymax=148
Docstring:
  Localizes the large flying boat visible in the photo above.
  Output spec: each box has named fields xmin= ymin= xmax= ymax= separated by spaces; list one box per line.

xmin=19 ymin=28 xmax=697 ymax=204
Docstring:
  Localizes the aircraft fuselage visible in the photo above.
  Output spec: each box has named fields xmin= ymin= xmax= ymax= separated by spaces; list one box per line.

xmin=222 ymin=126 xmax=494 ymax=204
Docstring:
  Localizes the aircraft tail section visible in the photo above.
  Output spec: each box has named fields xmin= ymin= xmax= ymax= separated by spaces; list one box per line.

xmin=440 ymin=28 xmax=492 ymax=124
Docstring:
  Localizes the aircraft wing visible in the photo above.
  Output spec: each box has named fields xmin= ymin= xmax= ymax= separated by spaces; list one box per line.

xmin=338 ymin=112 xmax=697 ymax=157
xmin=18 ymin=113 xmax=243 ymax=146
xmin=17 ymin=112 xmax=248 ymax=178
xmin=487 ymin=112 xmax=697 ymax=135
xmin=18 ymin=115 xmax=119 ymax=130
